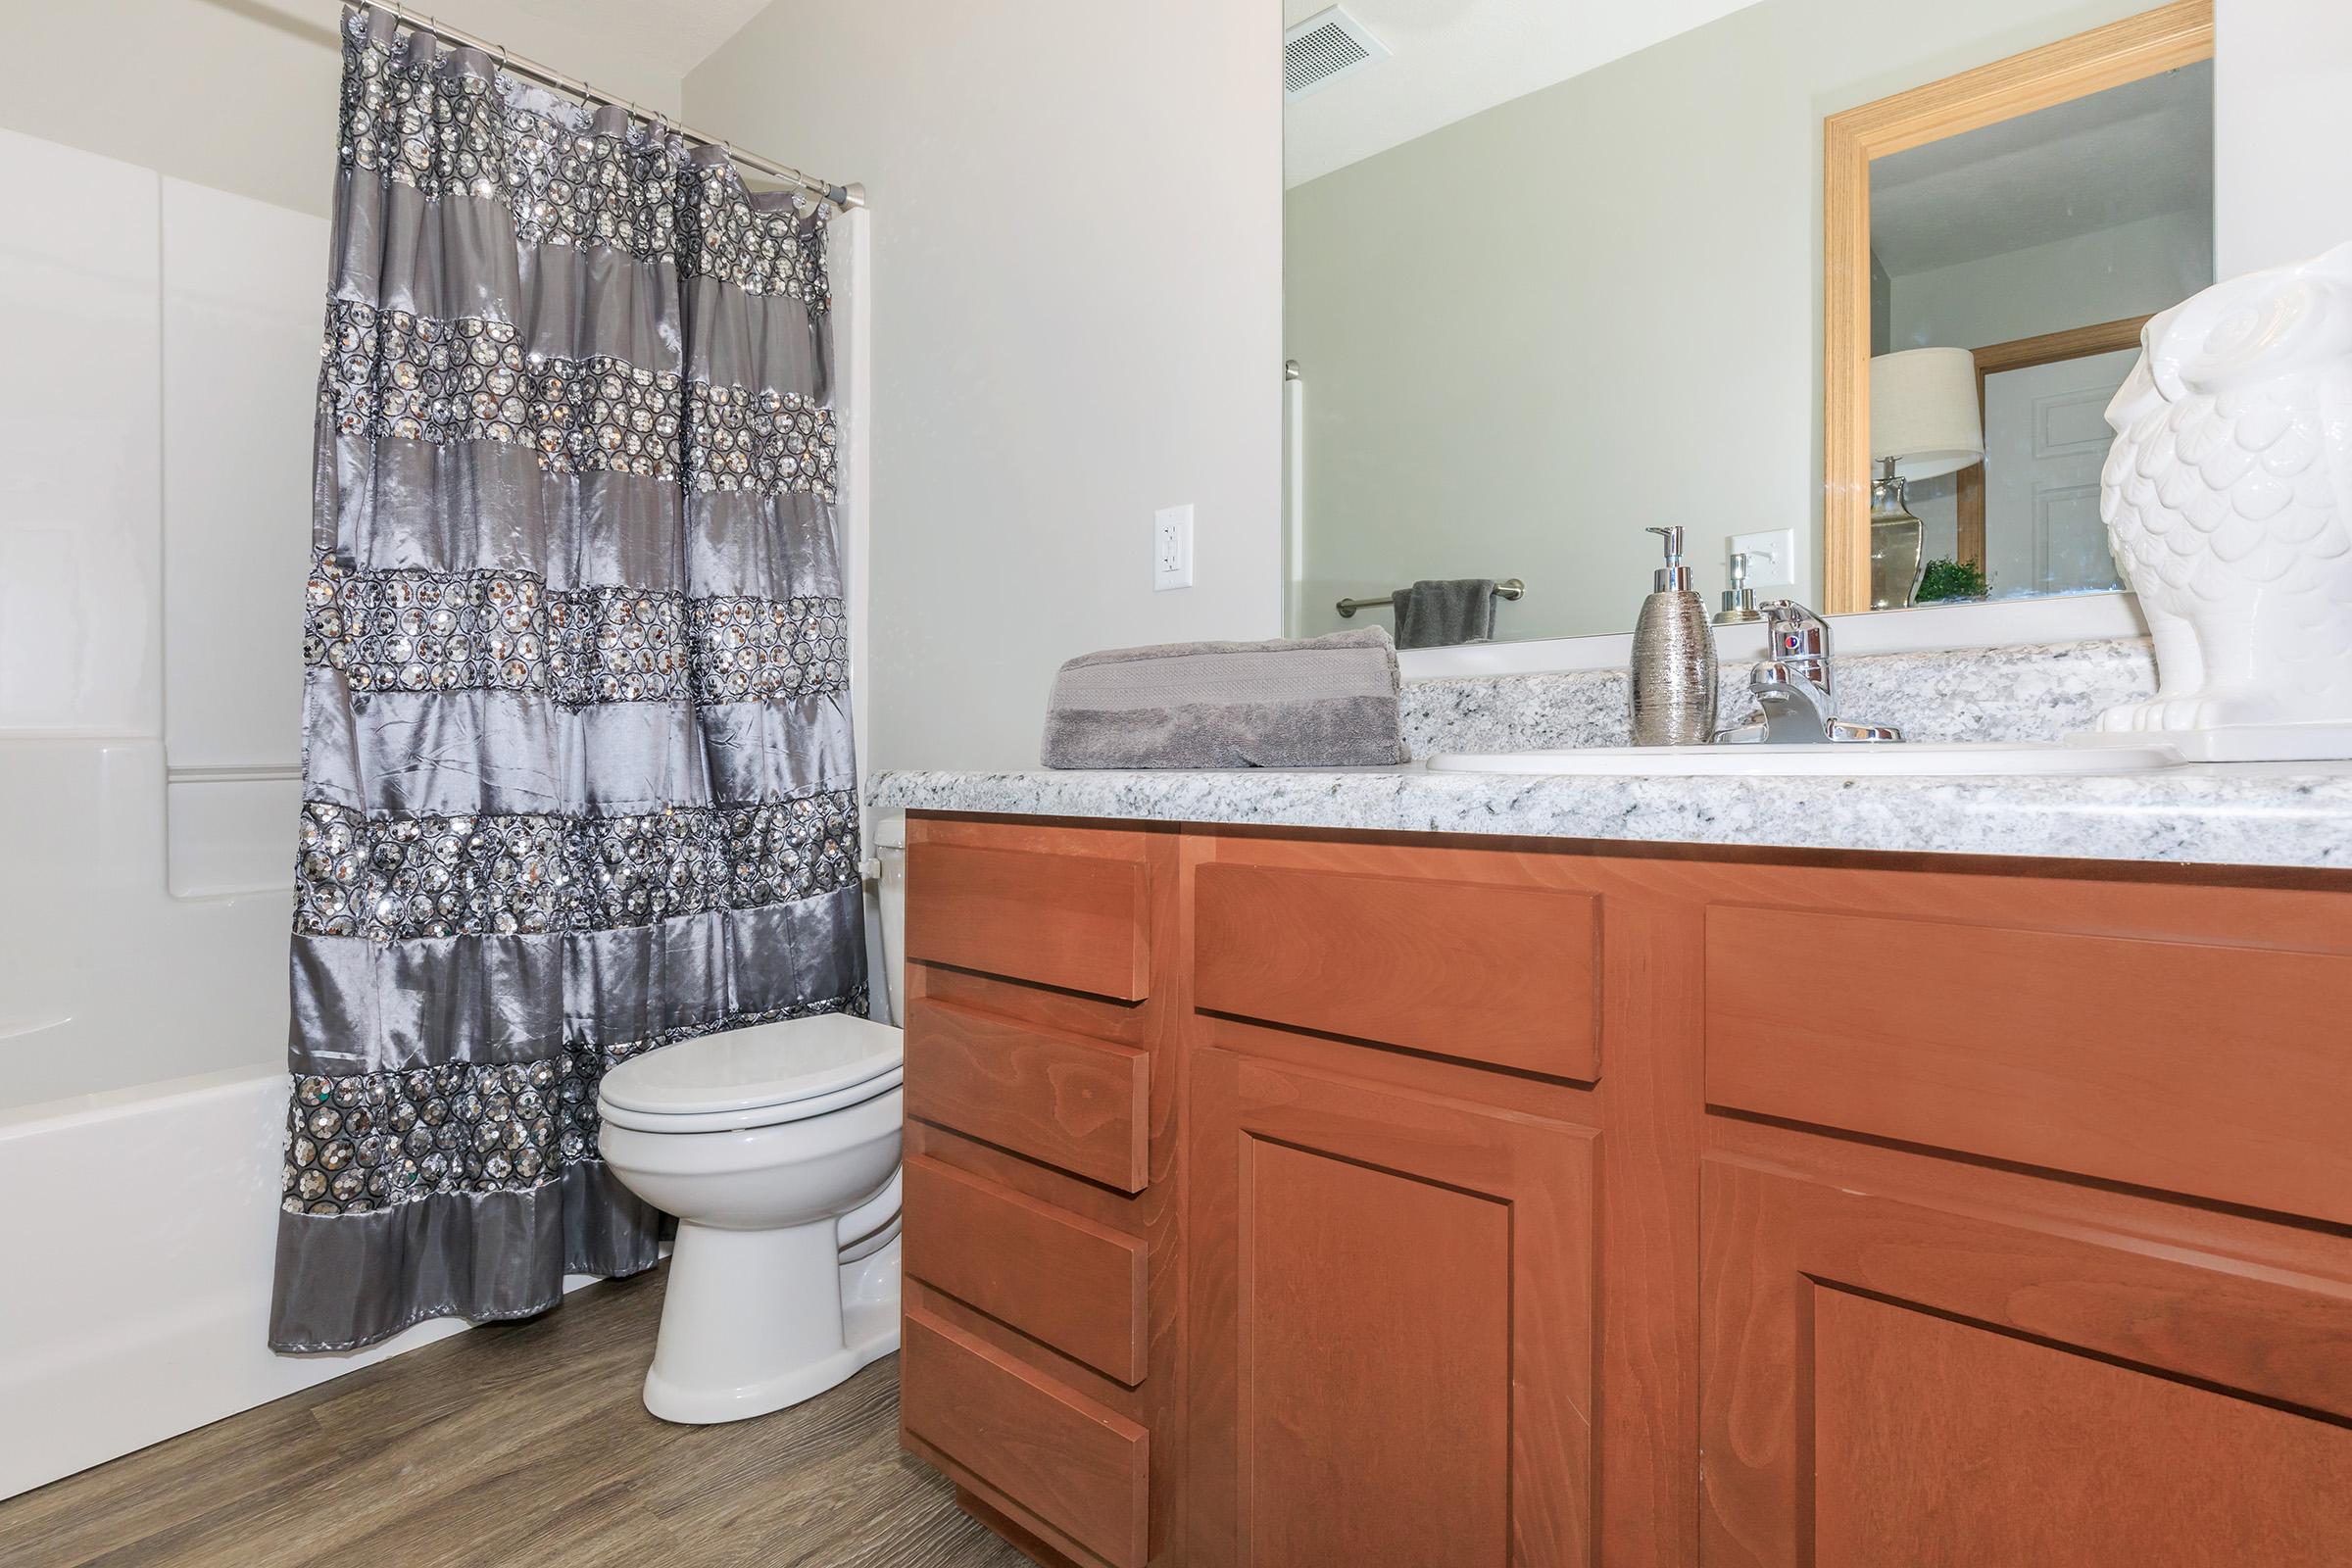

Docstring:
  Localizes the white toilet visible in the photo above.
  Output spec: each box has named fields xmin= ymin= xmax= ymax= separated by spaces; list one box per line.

xmin=598 ymin=1013 xmax=904 ymax=1422
xmin=597 ymin=820 xmax=911 ymax=1425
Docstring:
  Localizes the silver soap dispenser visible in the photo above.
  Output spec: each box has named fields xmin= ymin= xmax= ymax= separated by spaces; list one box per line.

xmin=1631 ymin=525 xmax=1719 ymax=746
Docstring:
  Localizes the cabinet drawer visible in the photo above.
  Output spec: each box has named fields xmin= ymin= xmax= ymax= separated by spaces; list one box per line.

xmin=902 ymin=1307 xmax=1150 ymax=1568
xmin=1705 ymin=905 xmax=2352 ymax=1223
xmin=906 ymin=844 xmax=1151 ymax=1001
xmin=905 ymin=1155 xmax=1147 ymax=1384
xmin=1194 ymin=861 xmax=1600 ymax=1080
xmin=906 ymin=1000 xmax=1150 ymax=1192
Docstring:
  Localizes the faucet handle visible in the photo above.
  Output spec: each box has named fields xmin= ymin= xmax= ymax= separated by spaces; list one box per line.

xmin=1757 ymin=598 xmax=1831 ymax=664
xmin=1737 ymin=600 xmax=1903 ymax=744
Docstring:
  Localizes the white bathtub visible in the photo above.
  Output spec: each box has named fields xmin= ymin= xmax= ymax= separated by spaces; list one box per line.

xmin=0 ymin=1068 xmax=631 ymax=1500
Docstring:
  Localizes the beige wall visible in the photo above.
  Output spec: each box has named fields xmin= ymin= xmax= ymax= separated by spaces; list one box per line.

xmin=684 ymin=0 xmax=1285 ymax=774
xmin=2217 ymin=0 xmax=2352 ymax=274
xmin=0 ymin=1 xmax=684 ymax=222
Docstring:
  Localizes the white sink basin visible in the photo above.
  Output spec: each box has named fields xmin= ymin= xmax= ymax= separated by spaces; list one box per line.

xmin=1424 ymin=740 xmax=2183 ymax=776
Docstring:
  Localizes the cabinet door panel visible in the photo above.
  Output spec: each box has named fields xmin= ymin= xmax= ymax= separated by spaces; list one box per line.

xmin=1190 ymin=1050 xmax=1597 ymax=1568
xmin=1699 ymin=1152 xmax=2352 ymax=1568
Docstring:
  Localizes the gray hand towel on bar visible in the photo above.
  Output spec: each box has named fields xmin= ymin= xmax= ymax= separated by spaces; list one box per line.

xmin=1392 ymin=578 xmax=1496 ymax=649
xmin=1043 ymin=627 xmax=1408 ymax=769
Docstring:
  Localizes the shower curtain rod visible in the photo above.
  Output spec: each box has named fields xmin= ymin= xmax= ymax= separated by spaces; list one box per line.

xmin=352 ymin=2 xmax=865 ymax=211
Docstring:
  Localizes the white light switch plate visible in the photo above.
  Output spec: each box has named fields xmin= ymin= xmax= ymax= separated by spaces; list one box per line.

xmin=1728 ymin=527 xmax=1795 ymax=592
xmin=1153 ymin=504 xmax=1194 ymax=591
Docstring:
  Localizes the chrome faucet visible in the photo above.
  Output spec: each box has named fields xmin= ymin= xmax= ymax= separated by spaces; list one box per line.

xmin=1714 ymin=600 xmax=1902 ymax=745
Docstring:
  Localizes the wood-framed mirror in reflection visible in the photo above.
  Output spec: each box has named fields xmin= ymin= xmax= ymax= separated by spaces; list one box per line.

xmin=1822 ymin=0 xmax=2215 ymax=613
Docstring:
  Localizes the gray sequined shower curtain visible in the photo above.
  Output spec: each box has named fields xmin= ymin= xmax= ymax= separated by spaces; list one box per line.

xmin=271 ymin=5 xmax=864 ymax=1351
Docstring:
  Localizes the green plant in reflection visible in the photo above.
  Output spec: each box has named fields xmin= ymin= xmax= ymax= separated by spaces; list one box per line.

xmin=1917 ymin=558 xmax=1988 ymax=603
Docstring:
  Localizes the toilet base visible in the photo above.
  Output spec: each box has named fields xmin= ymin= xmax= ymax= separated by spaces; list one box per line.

xmin=839 ymin=1226 xmax=904 ymax=1373
xmin=642 ymin=1222 xmax=903 ymax=1426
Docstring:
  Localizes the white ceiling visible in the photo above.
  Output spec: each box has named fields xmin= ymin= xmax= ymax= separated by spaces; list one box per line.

xmin=1283 ymin=0 xmax=1766 ymax=187
xmin=1870 ymin=61 xmax=2214 ymax=276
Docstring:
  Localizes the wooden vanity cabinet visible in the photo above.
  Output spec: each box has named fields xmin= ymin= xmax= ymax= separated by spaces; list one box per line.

xmin=900 ymin=813 xmax=2352 ymax=1568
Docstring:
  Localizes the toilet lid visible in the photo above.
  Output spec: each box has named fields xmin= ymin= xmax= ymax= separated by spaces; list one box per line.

xmin=598 ymin=1013 xmax=903 ymax=1119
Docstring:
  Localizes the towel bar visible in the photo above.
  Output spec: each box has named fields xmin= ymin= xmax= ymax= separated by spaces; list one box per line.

xmin=1336 ymin=578 xmax=1526 ymax=617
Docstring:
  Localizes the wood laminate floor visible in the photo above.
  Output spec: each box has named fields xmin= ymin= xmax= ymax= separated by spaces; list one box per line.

xmin=0 ymin=1268 xmax=1028 ymax=1568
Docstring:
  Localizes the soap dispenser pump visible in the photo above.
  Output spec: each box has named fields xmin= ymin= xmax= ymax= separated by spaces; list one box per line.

xmin=1631 ymin=525 xmax=1719 ymax=746
xmin=1715 ymin=551 xmax=1764 ymax=626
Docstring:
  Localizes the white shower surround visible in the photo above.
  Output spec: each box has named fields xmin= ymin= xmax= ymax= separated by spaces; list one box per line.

xmin=0 ymin=126 xmax=879 ymax=1498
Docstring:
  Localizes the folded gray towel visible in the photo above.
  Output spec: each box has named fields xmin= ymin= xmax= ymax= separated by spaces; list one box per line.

xmin=1043 ymin=628 xmax=1408 ymax=769
xmin=1393 ymin=578 xmax=1496 ymax=649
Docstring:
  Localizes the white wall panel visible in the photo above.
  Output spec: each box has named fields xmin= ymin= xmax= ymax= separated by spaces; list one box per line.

xmin=167 ymin=773 xmax=306 ymax=901
xmin=2217 ymin=0 xmax=2352 ymax=276
xmin=0 ymin=130 xmax=298 ymax=1107
xmin=0 ymin=127 xmax=161 ymax=735
xmin=160 ymin=175 xmax=320 ymax=776
xmin=0 ymin=738 xmax=286 ymax=1110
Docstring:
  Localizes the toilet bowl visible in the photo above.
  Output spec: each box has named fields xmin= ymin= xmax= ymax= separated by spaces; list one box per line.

xmin=598 ymin=1010 xmax=905 ymax=1424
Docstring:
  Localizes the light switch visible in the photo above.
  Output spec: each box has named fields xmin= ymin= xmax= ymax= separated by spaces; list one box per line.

xmin=1154 ymin=504 xmax=1194 ymax=591
xmin=1728 ymin=528 xmax=1795 ymax=593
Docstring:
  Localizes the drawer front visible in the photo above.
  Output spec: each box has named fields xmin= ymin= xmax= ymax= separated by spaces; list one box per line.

xmin=902 ymin=1307 xmax=1150 ymax=1568
xmin=906 ymin=843 xmax=1151 ymax=1001
xmin=904 ymin=1155 xmax=1148 ymax=1384
xmin=1194 ymin=861 xmax=1600 ymax=1080
xmin=1705 ymin=905 xmax=2352 ymax=1223
xmin=906 ymin=1000 xmax=1150 ymax=1192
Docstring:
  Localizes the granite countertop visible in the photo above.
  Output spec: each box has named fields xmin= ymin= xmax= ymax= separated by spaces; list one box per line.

xmin=868 ymin=760 xmax=2352 ymax=871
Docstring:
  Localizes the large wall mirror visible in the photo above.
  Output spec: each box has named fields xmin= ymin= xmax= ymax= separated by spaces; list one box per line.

xmin=1282 ymin=0 xmax=2216 ymax=648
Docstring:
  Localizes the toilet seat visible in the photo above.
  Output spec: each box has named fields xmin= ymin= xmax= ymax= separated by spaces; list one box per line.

xmin=598 ymin=1012 xmax=905 ymax=1135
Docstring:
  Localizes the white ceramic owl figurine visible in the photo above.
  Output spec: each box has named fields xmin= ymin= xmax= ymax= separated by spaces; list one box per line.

xmin=2096 ymin=239 xmax=2352 ymax=760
